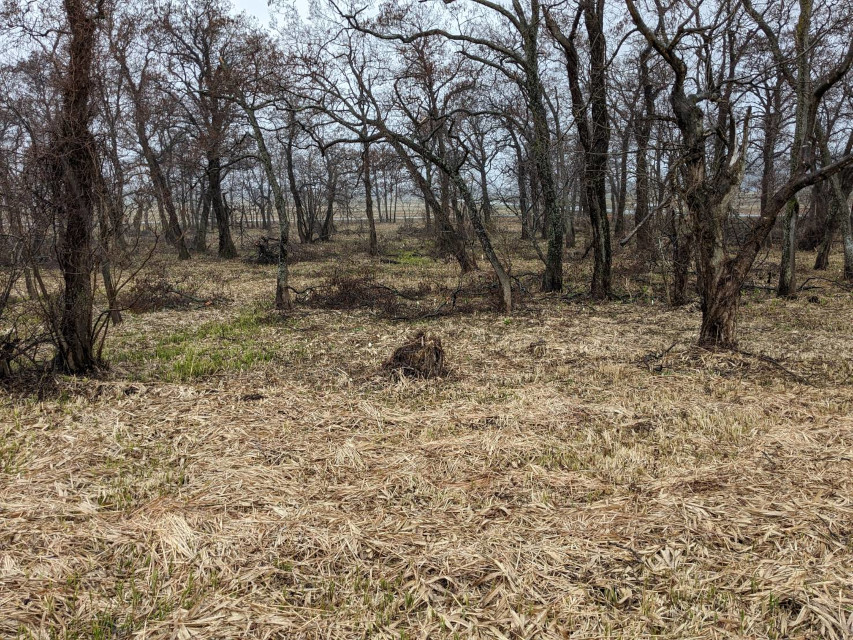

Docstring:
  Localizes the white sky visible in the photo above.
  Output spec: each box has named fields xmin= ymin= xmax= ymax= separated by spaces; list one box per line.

xmin=232 ymin=0 xmax=311 ymax=23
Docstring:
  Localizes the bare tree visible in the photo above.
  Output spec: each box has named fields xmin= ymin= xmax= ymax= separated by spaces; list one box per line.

xmin=48 ymin=0 xmax=104 ymax=372
xmin=546 ymin=0 xmax=613 ymax=298
xmin=222 ymin=29 xmax=294 ymax=309
xmin=111 ymin=13 xmax=190 ymax=260
xmin=158 ymin=0 xmax=239 ymax=258
xmin=341 ymin=0 xmax=566 ymax=291
xmin=627 ymin=0 xmax=853 ymax=347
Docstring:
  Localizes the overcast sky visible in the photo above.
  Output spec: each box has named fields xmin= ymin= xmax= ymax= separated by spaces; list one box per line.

xmin=232 ymin=0 xmax=311 ymax=23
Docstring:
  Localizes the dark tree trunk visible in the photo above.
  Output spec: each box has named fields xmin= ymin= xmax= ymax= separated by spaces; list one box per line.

xmin=207 ymin=156 xmax=237 ymax=258
xmin=196 ymin=184 xmax=210 ymax=252
xmin=363 ymin=141 xmax=378 ymax=255
xmin=319 ymin=166 xmax=337 ymax=242
xmin=548 ymin=0 xmax=612 ymax=298
xmin=285 ymin=125 xmax=309 ymax=244
xmin=523 ymin=11 xmax=563 ymax=292
xmin=53 ymin=0 xmax=99 ymax=373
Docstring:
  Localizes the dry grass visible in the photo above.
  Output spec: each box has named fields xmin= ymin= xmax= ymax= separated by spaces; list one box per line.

xmin=2 ymin=226 xmax=853 ymax=639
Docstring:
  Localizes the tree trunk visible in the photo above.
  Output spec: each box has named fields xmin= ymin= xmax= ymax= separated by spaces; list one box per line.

xmin=53 ymin=0 xmax=99 ymax=373
xmin=813 ymin=131 xmax=853 ymax=272
xmin=207 ymin=156 xmax=237 ymax=258
xmin=813 ymin=194 xmax=838 ymax=270
xmin=118 ymin=57 xmax=190 ymax=260
xmin=363 ymin=141 xmax=378 ymax=256
xmin=698 ymin=268 xmax=740 ymax=349
xmin=451 ymin=172 xmax=512 ymax=312
xmin=524 ymin=23 xmax=563 ymax=291
xmin=549 ymin=0 xmax=611 ymax=298
xmin=320 ymin=166 xmax=337 ymax=242
xmin=389 ymin=138 xmax=473 ymax=272
xmin=843 ymin=199 xmax=853 ymax=281
xmin=777 ymin=0 xmax=813 ymax=297
xmin=777 ymin=198 xmax=800 ymax=296
xmin=670 ymin=208 xmax=692 ymax=306
xmin=565 ymin=178 xmax=577 ymax=248
xmin=243 ymin=105 xmax=291 ymax=310
xmin=196 ymin=184 xmax=210 ymax=252
xmin=478 ymin=160 xmax=492 ymax=225
xmin=516 ymin=143 xmax=531 ymax=241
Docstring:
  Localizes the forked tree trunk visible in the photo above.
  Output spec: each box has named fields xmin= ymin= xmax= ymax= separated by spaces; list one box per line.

xmin=451 ymin=172 xmax=513 ymax=312
xmin=285 ymin=122 xmax=309 ymax=244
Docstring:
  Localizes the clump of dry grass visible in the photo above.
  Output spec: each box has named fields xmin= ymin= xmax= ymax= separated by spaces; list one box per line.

xmin=384 ymin=331 xmax=447 ymax=379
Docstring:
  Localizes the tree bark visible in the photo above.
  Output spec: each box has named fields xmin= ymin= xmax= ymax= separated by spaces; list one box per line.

xmin=777 ymin=0 xmax=813 ymax=297
xmin=547 ymin=0 xmax=611 ymax=298
xmin=363 ymin=141 xmax=378 ymax=256
xmin=207 ymin=155 xmax=237 ymax=258
xmin=52 ymin=0 xmax=99 ymax=373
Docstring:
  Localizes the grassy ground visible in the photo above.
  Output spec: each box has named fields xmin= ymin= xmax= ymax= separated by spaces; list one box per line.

xmin=2 ymin=224 xmax=853 ymax=639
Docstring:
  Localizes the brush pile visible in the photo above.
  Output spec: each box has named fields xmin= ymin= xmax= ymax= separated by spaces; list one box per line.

xmin=384 ymin=331 xmax=446 ymax=378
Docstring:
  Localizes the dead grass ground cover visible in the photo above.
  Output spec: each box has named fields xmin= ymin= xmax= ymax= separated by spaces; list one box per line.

xmin=1 ymin=225 xmax=853 ymax=639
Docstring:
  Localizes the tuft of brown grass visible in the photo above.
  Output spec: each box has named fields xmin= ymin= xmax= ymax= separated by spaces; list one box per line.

xmin=384 ymin=331 xmax=447 ymax=379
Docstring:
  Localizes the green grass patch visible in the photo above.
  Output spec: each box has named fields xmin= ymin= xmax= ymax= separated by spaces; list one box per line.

xmin=110 ymin=311 xmax=282 ymax=381
xmin=389 ymin=250 xmax=431 ymax=266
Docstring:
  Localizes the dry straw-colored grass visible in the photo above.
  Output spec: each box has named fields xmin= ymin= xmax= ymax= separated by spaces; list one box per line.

xmin=2 ymin=227 xmax=853 ymax=639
